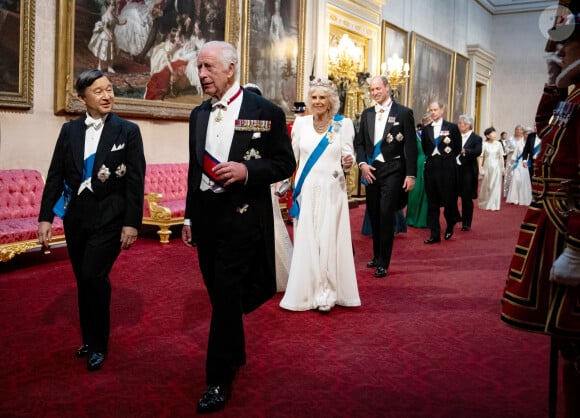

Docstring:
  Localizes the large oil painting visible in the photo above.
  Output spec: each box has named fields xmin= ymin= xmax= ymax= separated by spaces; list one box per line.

xmin=0 ymin=0 xmax=34 ymax=109
xmin=241 ymin=0 xmax=305 ymax=115
xmin=409 ymin=32 xmax=453 ymax=123
xmin=451 ymin=53 xmax=469 ymax=124
xmin=55 ymin=0 xmax=239 ymax=119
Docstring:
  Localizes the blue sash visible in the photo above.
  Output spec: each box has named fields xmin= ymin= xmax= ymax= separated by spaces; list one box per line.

xmin=533 ymin=142 xmax=541 ymax=156
xmin=289 ymin=114 xmax=343 ymax=219
xmin=53 ymin=181 xmax=72 ymax=219
xmin=53 ymin=153 xmax=95 ymax=219
xmin=361 ymin=141 xmax=382 ymax=186
xmin=513 ymin=152 xmax=523 ymax=169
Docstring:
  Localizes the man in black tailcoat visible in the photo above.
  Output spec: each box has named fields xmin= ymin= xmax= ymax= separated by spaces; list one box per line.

xmin=38 ymin=69 xmax=146 ymax=372
xmin=456 ymin=114 xmax=482 ymax=231
xmin=355 ymin=75 xmax=417 ymax=278
xmin=421 ymin=100 xmax=462 ymax=243
xmin=181 ymin=41 xmax=295 ymax=413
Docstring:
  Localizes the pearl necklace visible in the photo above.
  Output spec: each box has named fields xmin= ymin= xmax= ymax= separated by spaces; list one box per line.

xmin=313 ymin=117 xmax=331 ymax=134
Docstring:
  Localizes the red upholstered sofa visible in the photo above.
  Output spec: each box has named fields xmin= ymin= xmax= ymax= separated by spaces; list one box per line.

xmin=0 ymin=169 xmax=66 ymax=262
xmin=142 ymin=163 xmax=188 ymax=243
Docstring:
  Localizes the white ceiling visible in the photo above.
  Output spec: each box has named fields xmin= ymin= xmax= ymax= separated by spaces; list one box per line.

xmin=476 ymin=0 xmax=558 ymax=14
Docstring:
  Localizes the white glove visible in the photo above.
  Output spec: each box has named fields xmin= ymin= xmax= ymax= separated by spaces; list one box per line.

xmin=275 ymin=179 xmax=291 ymax=196
xmin=546 ymin=49 xmax=563 ymax=85
xmin=550 ymin=247 xmax=580 ymax=286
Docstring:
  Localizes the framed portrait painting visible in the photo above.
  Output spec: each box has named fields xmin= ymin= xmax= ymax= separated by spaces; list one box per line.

xmin=241 ymin=0 xmax=305 ymax=116
xmin=55 ymin=0 xmax=239 ymax=120
xmin=408 ymin=32 xmax=453 ymax=123
xmin=381 ymin=21 xmax=408 ymax=103
xmin=0 ymin=0 xmax=35 ymax=109
xmin=451 ymin=53 xmax=469 ymax=124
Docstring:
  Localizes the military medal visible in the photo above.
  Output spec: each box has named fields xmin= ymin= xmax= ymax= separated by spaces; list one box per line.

xmin=213 ymin=88 xmax=243 ymax=123
xmin=214 ymin=107 xmax=224 ymax=123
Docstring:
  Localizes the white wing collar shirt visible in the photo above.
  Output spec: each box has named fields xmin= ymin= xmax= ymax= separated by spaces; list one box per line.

xmin=78 ymin=113 xmax=107 ymax=195
xmin=201 ymin=82 xmax=244 ymax=192
xmin=373 ymin=99 xmax=392 ymax=163
xmin=457 ymin=130 xmax=473 ymax=165
xmin=431 ymin=119 xmax=442 ymax=139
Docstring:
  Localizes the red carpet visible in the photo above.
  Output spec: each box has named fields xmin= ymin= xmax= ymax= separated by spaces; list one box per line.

xmin=0 ymin=203 xmax=556 ymax=417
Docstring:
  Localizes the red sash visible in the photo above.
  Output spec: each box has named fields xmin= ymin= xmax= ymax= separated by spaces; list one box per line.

xmin=203 ymin=151 xmax=224 ymax=187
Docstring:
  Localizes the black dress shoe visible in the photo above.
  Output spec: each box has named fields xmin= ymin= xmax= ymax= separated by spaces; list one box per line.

xmin=366 ymin=259 xmax=378 ymax=268
xmin=374 ymin=266 xmax=387 ymax=278
xmin=197 ymin=385 xmax=231 ymax=414
xmin=87 ymin=352 xmax=105 ymax=371
xmin=444 ymin=231 xmax=453 ymax=240
xmin=75 ymin=344 xmax=90 ymax=358
xmin=461 ymin=226 xmax=471 ymax=231
xmin=424 ymin=237 xmax=441 ymax=244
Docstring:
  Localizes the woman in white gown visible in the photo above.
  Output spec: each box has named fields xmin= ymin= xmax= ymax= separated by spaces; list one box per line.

xmin=505 ymin=126 xmax=532 ymax=206
xmin=114 ymin=0 xmax=157 ymax=57
xmin=280 ymin=78 xmax=361 ymax=313
xmin=478 ymin=127 xmax=504 ymax=210
xmin=271 ymin=181 xmax=293 ymax=292
xmin=243 ymin=83 xmax=293 ymax=292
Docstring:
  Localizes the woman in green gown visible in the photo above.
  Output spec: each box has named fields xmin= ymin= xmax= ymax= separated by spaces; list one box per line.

xmin=405 ymin=118 xmax=429 ymax=228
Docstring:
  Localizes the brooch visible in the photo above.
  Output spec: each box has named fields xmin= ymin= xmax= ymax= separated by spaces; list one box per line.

xmin=386 ymin=133 xmax=394 ymax=143
xmin=243 ymin=148 xmax=262 ymax=160
xmin=443 ymin=137 xmax=451 ymax=144
xmin=444 ymin=146 xmax=452 ymax=154
xmin=115 ymin=163 xmax=126 ymax=177
xmin=331 ymin=119 xmax=342 ymax=133
xmin=97 ymin=165 xmax=111 ymax=182
xmin=236 ymin=204 xmax=249 ymax=214
xmin=396 ymin=133 xmax=404 ymax=142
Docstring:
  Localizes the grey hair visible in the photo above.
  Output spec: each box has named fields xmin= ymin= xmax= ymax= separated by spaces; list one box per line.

xmin=199 ymin=41 xmax=239 ymax=75
xmin=305 ymin=83 xmax=340 ymax=116
xmin=458 ymin=114 xmax=474 ymax=128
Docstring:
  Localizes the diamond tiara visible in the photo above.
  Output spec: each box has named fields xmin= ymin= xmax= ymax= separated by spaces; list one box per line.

xmin=309 ymin=77 xmax=334 ymax=88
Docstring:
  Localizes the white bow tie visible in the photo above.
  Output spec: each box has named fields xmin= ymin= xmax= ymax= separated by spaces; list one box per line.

xmin=85 ymin=116 xmax=103 ymax=129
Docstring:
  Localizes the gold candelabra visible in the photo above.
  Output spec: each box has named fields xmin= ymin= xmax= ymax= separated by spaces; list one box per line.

xmin=328 ymin=34 xmax=362 ymax=80
xmin=328 ymin=34 xmax=364 ymax=120
xmin=381 ymin=53 xmax=410 ymax=95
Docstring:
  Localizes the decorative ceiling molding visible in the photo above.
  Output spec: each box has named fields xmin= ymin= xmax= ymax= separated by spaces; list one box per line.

xmin=327 ymin=5 xmax=381 ymax=39
xmin=475 ymin=0 xmax=558 ymax=15
xmin=328 ymin=0 xmax=385 ymax=25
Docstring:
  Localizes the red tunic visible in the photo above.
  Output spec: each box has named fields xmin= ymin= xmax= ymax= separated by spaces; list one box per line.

xmin=501 ymin=85 xmax=580 ymax=338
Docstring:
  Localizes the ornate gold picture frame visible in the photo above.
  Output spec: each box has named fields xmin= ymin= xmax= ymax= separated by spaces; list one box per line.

xmin=409 ymin=32 xmax=453 ymax=122
xmin=0 ymin=0 xmax=35 ymax=109
xmin=240 ymin=0 xmax=305 ymax=116
xmin=451 ymin=53 xmax=469 ymax=123
xmin=55 ymin=0 xmax=239 ymax=120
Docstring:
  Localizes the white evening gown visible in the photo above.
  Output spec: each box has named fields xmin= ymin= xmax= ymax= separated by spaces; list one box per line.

xmin=280 ymin=115 xmax=361 ymax=311
xmin=478 ymin=141 xmax=503 ymax=210
xmin=271 ymin=183 xmax=293 ymax=292
xmin=505 ymin=137 xmax=532 ymax=206
xmin=115 ymin=0 xmax=154 ymax=57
